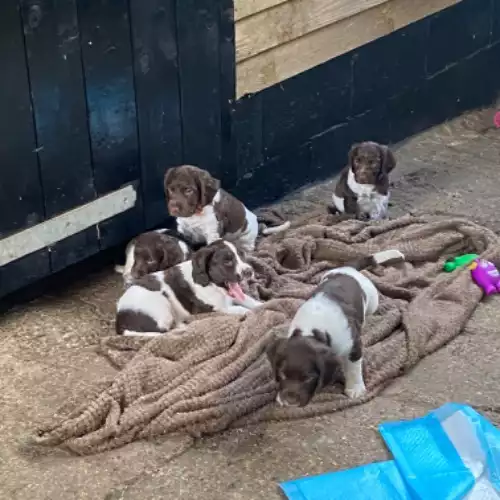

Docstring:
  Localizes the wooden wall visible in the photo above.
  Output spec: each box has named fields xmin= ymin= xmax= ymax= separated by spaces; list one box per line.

xmin=235 ymin=0 xmax=463 ymax=97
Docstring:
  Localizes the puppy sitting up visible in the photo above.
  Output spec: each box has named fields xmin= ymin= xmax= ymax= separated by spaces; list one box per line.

xmin=331 ymin=142 xmax=396 ymax=220
xmin=266 ymin=249 xmax=404 ymax=407
xmin=116 ymin=240 xmax=263 ymax=337
xmin=164 ymin=165 xmax=290 ymax=253
xmin=115 ymin=229 xmax=194 ymax=284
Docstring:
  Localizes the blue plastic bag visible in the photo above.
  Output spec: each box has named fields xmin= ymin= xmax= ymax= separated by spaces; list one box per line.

xmin=280 ymin=404 xmax=500 ymax=500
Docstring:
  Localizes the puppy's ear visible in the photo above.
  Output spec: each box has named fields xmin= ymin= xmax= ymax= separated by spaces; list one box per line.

xmin=265 ymin=336 xmax=286 ymax=378
xmin=379 ymin=145 xmax=396 ymax=175
xmin=348 ymin=143 xmax=361 ymax=172
xmin=195 ymin=169 xmax=220 ymax=207
xmin=164 ymin=167 xmax=176 ymax=195
xmin=191 ymin=245 xmax=216 ymax=286
xmin=313 ymin=343 xmax=338 ymax=390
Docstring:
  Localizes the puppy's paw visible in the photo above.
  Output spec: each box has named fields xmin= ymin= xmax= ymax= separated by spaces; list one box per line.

xmin=344 ymin=382 xmax=366 ymax=399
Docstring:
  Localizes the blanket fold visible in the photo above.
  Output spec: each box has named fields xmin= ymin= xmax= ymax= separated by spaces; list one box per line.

xmin=27 ymin=214 xmax=500 ymax=455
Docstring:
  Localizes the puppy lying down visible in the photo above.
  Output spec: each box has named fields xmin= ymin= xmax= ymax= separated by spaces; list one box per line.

xmin=115 ymin=229 xmax=194 ymax=283
xmin=164 ymin=165 xmax=290 ymax=253
xmin=116 ymin=240 xmax=262 ymax=336
xmin=266 ymin=248 xmax=404 ymax=407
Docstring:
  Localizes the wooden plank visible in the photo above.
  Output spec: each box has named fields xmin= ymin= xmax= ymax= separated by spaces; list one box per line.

xmin=177 ymin=0 xmax=222 ymax=173
xmin=0 ymin=0 xmax=45 ymax=238
xmin=0 ymin=0 xmax=50 ymax=294
xmin=236 ymin=0 xmax=462 ymax=97
xmin=219 ymin=0 xmax=237 ymax=187
xmin=236 ymin=0 xmax=390 ymax=62
xmin=20 ymin=0 xmax=99 ymax=270
xmin=234 ymin=0 xmax=289 ymax=22
xmin=78 ymin=0 xmax=139 ymax=195
xmin=129 ymin=0 xmax=182 ymax=229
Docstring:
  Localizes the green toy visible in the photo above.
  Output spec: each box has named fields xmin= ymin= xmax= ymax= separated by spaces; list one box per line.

xmin=443 ymin=253 xmax=479 ymax=272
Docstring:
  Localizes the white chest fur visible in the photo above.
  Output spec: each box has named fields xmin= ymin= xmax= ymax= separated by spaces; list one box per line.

xmin=176 ymin=194 xmax=221 ymax=244
xmin=347 ymin=170 xmax=389 ymax=220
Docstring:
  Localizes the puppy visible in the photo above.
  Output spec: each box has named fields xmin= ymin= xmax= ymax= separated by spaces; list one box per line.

xmin=331 ymin=142 xmax=396 ymax=220
xmin=164 ymin=165 xmax=290 ymax=253
xmin=266 ymin=249 xmax=405 ymax=407
xmin=115 ymin=240 xmax=263 ymax=336
xmin=115 ymin=229 xmax=193 ymax=284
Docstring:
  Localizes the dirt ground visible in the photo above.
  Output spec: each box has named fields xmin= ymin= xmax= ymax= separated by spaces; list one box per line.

xmin=1 ymin=110 xmax=500 ymax=500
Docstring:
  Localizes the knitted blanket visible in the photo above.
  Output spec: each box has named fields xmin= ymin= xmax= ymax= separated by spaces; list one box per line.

xmin=28 ymin=213 xmax=500 ymax=455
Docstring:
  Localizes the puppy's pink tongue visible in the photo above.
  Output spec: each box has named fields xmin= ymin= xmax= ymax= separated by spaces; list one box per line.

xmin=228 ymin=283 xmax=245 ymax=301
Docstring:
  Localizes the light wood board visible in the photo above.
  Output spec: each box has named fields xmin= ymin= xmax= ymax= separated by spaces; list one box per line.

xmin=236 ymin=0 xmax=461 ymax=97
xmin=236 ymin=0 xmax=390 ymax=62
xmin=234 ymin=0 xmax=290 ymax=21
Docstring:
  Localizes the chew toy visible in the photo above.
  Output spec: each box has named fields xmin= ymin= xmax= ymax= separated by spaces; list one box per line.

xmin=443 ymin=253 xmax=478 ymax=272
xmin=468 ymin=258 xmax=500 ymax=295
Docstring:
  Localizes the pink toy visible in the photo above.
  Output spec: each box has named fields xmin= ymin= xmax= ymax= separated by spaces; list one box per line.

xmin=494 ymin=111 xmax=500 ymax=129
xmin=468 ymin=258 xmax=500 ymax=295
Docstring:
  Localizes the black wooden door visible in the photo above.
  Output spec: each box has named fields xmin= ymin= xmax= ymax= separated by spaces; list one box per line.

xmin=0 ymin=0 xmax=235 ymax=298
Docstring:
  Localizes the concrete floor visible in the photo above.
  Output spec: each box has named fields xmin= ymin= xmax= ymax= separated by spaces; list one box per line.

xmin=1 ymin=110 xmax=500 ymax=500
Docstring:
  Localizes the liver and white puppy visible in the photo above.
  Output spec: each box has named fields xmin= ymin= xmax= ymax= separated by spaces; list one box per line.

xmin=331 ymin=142 xmax=396 ymax=220
xmin=266 ymin=249 xmax=404 ymax=407
xmin=115 ymin=240 xmax=263 ymax=336
xmin=115 ymin=229 xmax=193 ymax=284
xmin=164 ymin=165 xmax=290 ymax=253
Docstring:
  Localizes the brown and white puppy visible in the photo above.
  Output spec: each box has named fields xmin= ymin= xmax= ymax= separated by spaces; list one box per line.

xmin=164 ymin=165 xmax=290 ymax=253
xmin=114 ymin=229 xmax=193 ymax=284
xmin=266 ymin=249 xmax=405 ymax=407
xmin=115 ymin=240 xmax=263 ymax=336
xmin=331 ymin=142 xmax=396 ymax=220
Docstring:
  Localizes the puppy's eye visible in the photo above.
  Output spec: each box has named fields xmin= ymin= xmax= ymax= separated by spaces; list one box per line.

xmin=184 ymin=187 xmax=193 ymax=195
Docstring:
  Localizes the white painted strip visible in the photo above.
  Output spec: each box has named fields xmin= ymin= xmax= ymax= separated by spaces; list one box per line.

xmin=0 ymin=184 xmax=137 ymax=266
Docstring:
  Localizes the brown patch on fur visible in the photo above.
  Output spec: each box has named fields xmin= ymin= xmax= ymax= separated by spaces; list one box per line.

xmin=266 ymin=336 xmax=341 ymax=407
xmin=213 ymin=190 xmax=247 ymax=235
xmin=130 ymin=231 xmax=189 ymax=279
xmin=133 ymin=274 xmax=162 ymax=292
xmin=115 ymin=310 xmax=165 ymax=335
xmin=164 ymin=165 xmax=220 ymax=217
xmin=315 ymin=274 xmax=365 ymax=357
xmin=163 ymin=266 xmax=214 ymax=314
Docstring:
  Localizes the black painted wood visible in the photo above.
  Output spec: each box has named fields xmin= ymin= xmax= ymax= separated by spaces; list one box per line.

xmin=218 ymin=0 xmax=237 ymax=186
xmin=77 ymin=0 xmax=143 ymax=250
xmin=262 ymin=52 xmax=352 ymax=159
xmin=130 ymin=0 xmax=182 ymax=229
xmin=0 ymin=0 xmax=45 ymax=239
xmin=20 ymin=0 xmax=99 ymax=271
xmin=78 ymin=0 xmax=139 ymax=195
xmin=351 ymin=21 xmax=427 ymax=116
xmin=427 ymin=0 xmax=492 ymax=75
xmin=177 ymin=0 xmax=222 ymax=174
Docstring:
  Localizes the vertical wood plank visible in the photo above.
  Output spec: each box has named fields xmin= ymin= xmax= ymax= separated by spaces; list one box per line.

xmin=77 ymin=0 xmax=143 ymax=249
xmin=78 ymin=0 xmax=139 ymax=194
xmin=130 ymin=0 xmax=182 ymax=228
xmin=219 ymin=0 xmax=237 ymax=187
xmin=0 ymin=0 xmax=50 ymax=294
xmin=177 ymin=0 xmax=222 ymax=174
xmin=20 ymin=0 xmax=99 ymax=270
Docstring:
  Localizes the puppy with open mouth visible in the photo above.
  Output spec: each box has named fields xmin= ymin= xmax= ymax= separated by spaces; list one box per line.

xmin=164 ymin=165 xmax=290 ymax=253
xmin=115 ymin=240 xmax=262 ymax=337
xmin=266 ymin=249 xmax=404 ymax=407
xmin=331 ymin=141 xmax=397 ymax=221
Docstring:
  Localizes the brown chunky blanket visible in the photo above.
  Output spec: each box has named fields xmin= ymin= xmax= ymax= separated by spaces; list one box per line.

xmin=28 ymin=213 xmax=500 ymax=455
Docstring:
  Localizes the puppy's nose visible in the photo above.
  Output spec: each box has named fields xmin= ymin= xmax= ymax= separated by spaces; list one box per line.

xmin=168 ymin=202 xmax=180 ymax=216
